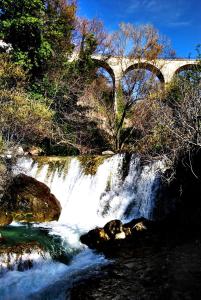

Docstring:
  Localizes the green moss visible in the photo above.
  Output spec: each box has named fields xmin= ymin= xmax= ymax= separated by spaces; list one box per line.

xmin=32 ymin=156 xmax=71 ymax=180
xmin=78 ymin=155 xmax=110 ymax=175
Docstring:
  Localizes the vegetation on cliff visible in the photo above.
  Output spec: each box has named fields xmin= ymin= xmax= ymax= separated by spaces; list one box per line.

xmin=0 ymin=0 xmax=200 ymax=161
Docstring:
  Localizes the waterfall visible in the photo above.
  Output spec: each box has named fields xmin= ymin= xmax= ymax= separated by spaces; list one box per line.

xmin=0 ymin=154 xmax=166 ymax=299
xmin=15 ymin=154 xmax=166 ymax=230
xmin=0 ymin=246 xmax=50 ymax=274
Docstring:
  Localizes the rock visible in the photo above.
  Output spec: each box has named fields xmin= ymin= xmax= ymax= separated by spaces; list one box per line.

xmin=80 ymin=227 xmax=109 ymax=249
xmin=122 ymin=226 xmax=132 ymax=237
xmin=104 ymin=220 xmax=123 ymax=239
xmin=0 ymin=212 xmax=13 ymax=226
xmin=102 ymin=150 xmax=115 ymax=155
xmin=0 ymin=146 xmax=24 ymax=158
xmin=80 ymin=220 xmax=127 ymax=249
xmin=124 ymin=217 xmax=151 ymax=234
xmin=115 ymin=232 xmax=126 ymax=239
xmin=133 ymin=221 xmax=147 ymax=232
xmin=80 ymin=218 xmax=152 ymax=250
xmin=1 ymin=174 xmax=61 ymax=223
xmin=24 ymin=146 xmax=43 ymax=156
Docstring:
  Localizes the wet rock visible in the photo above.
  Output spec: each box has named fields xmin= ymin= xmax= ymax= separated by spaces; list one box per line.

xmin=0 ymin=212 xmax=13 ymax=226
xmin=133 ymin=221 xmax=147 ymax=232
xmin=1 ymin=173 xmax=61 ymax=223
xmin=115 ymin=232 xmax=126 ymax=239
xmin=104 ymin=220 xmax=124 ymax=240
xmin=74 ymin=230 xmax=201 ymax=300
xmin=80 ymin=218 xmax=152 ymax=250
xmin=80 ymin=227 xmax=109 ymax=249
xmin=124 ymin=217 xmax=152 ymax=234
xmin=80 ymin=219 xmax=136 ymax=249
xmin=122 ymin=226 xmax=132 ymax=237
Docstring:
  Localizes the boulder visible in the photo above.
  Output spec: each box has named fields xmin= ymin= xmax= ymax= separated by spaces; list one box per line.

xmin=122 ymin=226 xmax=132 ymax=237
xmin=102 ymin=150 xmax=115 ymax=156
xmin=80 ymin=220 xmax=128 ymax=249
xmin=124 ymin=217 xmax=151 ymax=234
xmin=1 ymin=174 xmax=61 ymax=223
xmin=24 ymin=146 xmax=43 ymax=156
xmin=133 ymin=221 xmax=147 ymax=232
xmin=0 ymin=212 xmax=13 ymax=226
xmin=104 ymin=219 xmax=124 ymax=239
xmin=80 ymin=218 xmax=152 ymax=250
xmin=80 ymin=227 xmax=109 ymax=249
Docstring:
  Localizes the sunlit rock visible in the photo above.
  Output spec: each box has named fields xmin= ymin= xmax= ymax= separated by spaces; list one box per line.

xmin=115 ymin=232 xmax=126 ymax=239
xmin=0 ymin=212 xmax=13 ymax=226
xmin=80 ymin=227 xmax=109 ymax=249
xmin=104 ymin=219 xmax=123 ymax=239
xmin=133 ymin=221 xmax=147 ymax=232
xmin=1 ymin=174 xmax=61 ymax=223
xmin=102 ymin=150 xmax=115 ymax=155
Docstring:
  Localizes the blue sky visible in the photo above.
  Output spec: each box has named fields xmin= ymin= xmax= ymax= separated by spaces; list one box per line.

xmin=77 ymin=0 xmax=201 ymax=58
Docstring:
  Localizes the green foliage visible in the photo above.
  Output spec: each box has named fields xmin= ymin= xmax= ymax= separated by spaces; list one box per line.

xmin=0 ymin=54 xmax=54 ymax=147
xmin=0 ymin=0 xmax=76 ymax=76
xmin=1 ymin=0 xmax=200 ymax=158
xmin=78 ymin=155 xmax=107 ymax=175
xmin=0 ymin=89 xmax=54 ymax=144
xmin=115 ymin=84 xmax=126 ymax=125
xmin=0 ymin=53 xmax=27 ymax=89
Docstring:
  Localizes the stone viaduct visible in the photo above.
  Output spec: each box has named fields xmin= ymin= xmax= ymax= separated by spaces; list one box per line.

xmin=90 ymin=55 xmax=198 ymax=88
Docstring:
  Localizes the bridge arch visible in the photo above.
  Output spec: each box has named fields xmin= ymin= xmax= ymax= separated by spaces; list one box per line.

xmin=92 ymin=59 xmax=116 ymax=93
xmin=174 ymin=63 xmax=200 ymax=76
xmin=124 ymin=62 xmax=165 ymax=83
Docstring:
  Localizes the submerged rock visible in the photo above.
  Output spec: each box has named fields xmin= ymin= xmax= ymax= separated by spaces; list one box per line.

xmin=1 ymin=173 xmax=61 ymax=223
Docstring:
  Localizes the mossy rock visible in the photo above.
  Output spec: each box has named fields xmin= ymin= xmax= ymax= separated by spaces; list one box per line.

xmin=1 ymin=174 xmax=61 ymax=223
xmin=78 ymin=155 xmax=109 ymax=175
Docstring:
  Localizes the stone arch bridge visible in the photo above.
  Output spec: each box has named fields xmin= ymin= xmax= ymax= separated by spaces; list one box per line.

xmin=90 ymin=55 xmax=198 ymax=88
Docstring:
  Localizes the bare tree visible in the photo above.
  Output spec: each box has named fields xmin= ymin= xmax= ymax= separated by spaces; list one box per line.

xmin=83 ymin=23 xmax=175 ymax=152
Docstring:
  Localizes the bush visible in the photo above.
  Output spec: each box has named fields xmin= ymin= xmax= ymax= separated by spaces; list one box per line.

xmin=0 ymin=54 xmax=54 ymax=149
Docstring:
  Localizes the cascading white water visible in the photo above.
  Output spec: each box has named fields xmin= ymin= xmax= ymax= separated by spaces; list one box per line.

xmin=16 ymin=154 xmax=166 ymax=230
xmin=0 ymin=154 xmax=167 ymax=300
xmin=0 ymin=247 xmax=50 ymax=274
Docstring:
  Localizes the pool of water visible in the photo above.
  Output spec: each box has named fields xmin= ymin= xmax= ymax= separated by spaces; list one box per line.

xmin=0 ymin=223 xmax=108 ymax=300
